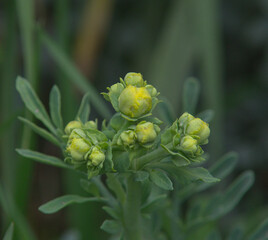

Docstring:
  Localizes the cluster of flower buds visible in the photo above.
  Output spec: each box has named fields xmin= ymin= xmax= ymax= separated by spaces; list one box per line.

xmin=117 ymin=121 xmax=161 ymax=149
xmin=102 ymin=72 xmax=160 ymax=121
xmin=64 ymin=120 xmax=108 ymax=177
xmin=161 ymin=112 xmax=210 ymax=161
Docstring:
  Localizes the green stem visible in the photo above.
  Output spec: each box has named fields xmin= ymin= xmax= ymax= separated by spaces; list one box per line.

xmin=123 ymin=175 xmax=142 ymax=240
xmin=136 ymin=145 xmax=169 ymax=170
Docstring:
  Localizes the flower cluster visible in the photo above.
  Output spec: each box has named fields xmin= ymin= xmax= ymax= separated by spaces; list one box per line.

xmin=64 ymin=120 xmax=108 ymax=177
xmin=102 ymin=72 xmax=160 ymax=121
xmin=161 ymin=112 xmax=210 ymax=162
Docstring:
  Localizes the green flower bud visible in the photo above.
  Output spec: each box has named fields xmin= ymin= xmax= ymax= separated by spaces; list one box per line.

xmin=145 ymin=84 xmax=158 ymax=97
xmin=136 ymin=121 xmax=157 ymax=144
xmin=178 ymin=112 xmax=194 ymax=128
xmin=124 ymin=72 xmax=144 ymax=87
xmin=65 ymin=121 xmax=82 ymax=135
xmin=67 ymin=138 xmax=91 ymax=162
xmin=88 ymin=146 xmax=105 ymax=167
xmin=85 ymin=120 xmax=97 ymax=129
xmin=186 ymin=118 xmax=210 ymax=145
xmin=117 ymin=130 xmax=137 ymax=148
xmin=118 ymin=85 xmax=152 ymax=118
xmin=109 ymin=83 xmax=124 ymax=96
xmin=180 ymin=135 xmax=198 ymax=153
xmin=69 ymin=128 xmax=87 ymax=141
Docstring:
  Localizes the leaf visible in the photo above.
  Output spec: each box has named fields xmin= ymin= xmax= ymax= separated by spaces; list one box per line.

xmin=18 ymin=117 xmax=61 ymax=147
xmin=39 ymin=195 xmax=105 ymax=214
xmin=141 ymin=194 xmax=167 ymax=213
xmin=3 ymin=223 xmax=14 ymax=240
xmin=16 ymin=149 xmax=72 ymax=169
xmin=16 ymin=77 xmax=56 ymax=135
xmin=183 ymin=77 xmax=200 ymax=114
xmin=76 ymin=93 xmax=90 ymax=123
xmin=227 ymin=227 xmax=244 ymax=240
xmin=197 ymin=109 xmax=215 ymax=123
xmin=149 ymin=170 xmax=173 ymax=190
xmin=49 ymin=85 xmax=63 ymax=131
xmin=106 ymin=174 xmax=126 ymax=204
xmin=248 ymin=217 xmax=268 ymax=240
xmin=102 ymin=206 xmax=120 ymax=220
xmin=80 ymin=179 xmax=100 ymax=197
xmin=38 ymin=28 xmax=111 ymax=119
xmin=135 ymin=171 xmax=149 ymax=182
xmin=103 ymin=141 xmax=114 ymax=172
xmin=100 ymin=220 xmax=121 ymax=234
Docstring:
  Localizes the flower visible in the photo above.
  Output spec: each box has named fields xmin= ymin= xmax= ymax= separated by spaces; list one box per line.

xmin=117 ymin=130 xmax=137 ymax=148
xmin=66 ymin=138 xmax=91 ymax=162
xmin=118 ymin=85 xmax=152 ymax=119
xmin=135 ymin=121 xmax=159 ymax=144
xmin=65 ymin=121 xmax=82 ymax=135
xmin=87 ymin=146 xmax=105 ymax=167
xmin=124 ymin=72 xmax=145 ymax=87
xmin=179 ymin=135 xmax=198 ymax=153
xmin=186 ymin=118 xmax=210 ymax=145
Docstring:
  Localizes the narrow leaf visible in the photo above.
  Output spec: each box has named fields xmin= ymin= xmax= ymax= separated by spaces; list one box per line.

xmin=102 ymin=206 xmax=120 ymax=220
xmin=183 ymin=77 xmax=200 ymax=114
xmin=80 ymin=179 xmax=100 ymax=197
xmin=16 ymin=77 xmax=56 ymax=135
xmin=3 ymin=223 xmax=14 ymax=240
xmin=149 ymin=170 xmax=173 ymax=190
xmin=141 ymin=194 xmax=167 ymax=213
xmin=76 ymin=93 xmax=90 ymax=123
xmin=248 ymin=218 xmax=268 ymax=240
xmin=100 ymin=220 xmax=121 ymax=234
xmin=39 ymin=195 xmax=105 ymax=214
xmin=49 ymin=85 xmax=63 ymax=130
xmin=197 ymin=109 xmax=215 ymax=123
xmin=16 ymin=149 xmax=71 ymax=169
xmin=38 ymin=28 xmax=112 ymax=119
xmin=18 ymin=117 xmax=61 ymax=147
xmin=135 ymin=171 xmax=149 ymax=182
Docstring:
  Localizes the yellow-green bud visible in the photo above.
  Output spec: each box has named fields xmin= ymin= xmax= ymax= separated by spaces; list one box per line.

xmin=84 ymin=120 xmax=97 ymax=129
xmin=67 ymin=138 xmax=91 ymax=161
xmin=186 ymin=118 xmax=210 ymax=145
xmin=118 ymin=85 xmax=152 ymax=118
xmin=65 ymin=121 xmax=82 ymax=135
xmin=109 ymin=83 xmax=124 ymax=95
xmin=178 ymin=112 xmax=194 ymax=128
xmin=180 ymin=136 xmax=198 ymax=153
xmin=69 ymin=128 xmax=86 ymax=141
xmin=145 ymin=84 xmax=158 ymax=97
xmin=117 ymin=130 xmax=136 ymax=148
xmin=88 ymin=146 xmax=105 ymax=167
xmin=124 ymin=72 xmax=144 ymax=87
xmin=136 ymin=121 xmax=157 ymax=144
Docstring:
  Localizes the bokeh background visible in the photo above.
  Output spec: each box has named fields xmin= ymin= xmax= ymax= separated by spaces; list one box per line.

xmin=0 ymin=0 xmax=268 ymax=239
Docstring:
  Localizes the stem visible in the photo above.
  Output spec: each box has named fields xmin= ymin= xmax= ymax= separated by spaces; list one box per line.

xmin=136 ymin=145 xmax=169 ymax=170
xmin=123 ymin=175 xmax=143 ymax=240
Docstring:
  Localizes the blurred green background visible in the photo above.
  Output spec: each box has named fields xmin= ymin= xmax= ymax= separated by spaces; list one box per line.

xmin=0 ymin=0 xmax=268 ymax=239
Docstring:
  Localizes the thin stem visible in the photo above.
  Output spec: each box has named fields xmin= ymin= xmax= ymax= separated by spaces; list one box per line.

xmin=123 ymin=175 xmax=142 ymax=240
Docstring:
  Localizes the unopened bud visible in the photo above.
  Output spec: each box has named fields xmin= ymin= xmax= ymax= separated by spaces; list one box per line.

xmin=85 ymin=120 xmax=97 ymax=129
xmin=145 ymin=84 xmax=158 ymax=97
xmin=178 ymin=112 xmax=194 ymax=128
xmin=136 ymin=121 xmax=157 ymax=144
xmin=180 ymin=136 xmax=198 ymax=153
xmin=117 ymin=130 xmax=136 ymax=148
xmin=67 ymin=138 xmax=91 ymax=162
xmin=124 ymin=72 xmax=144 ymax=87
xmin=88 ymin=146 xmax=105 ymax=167
xmin=118 ymin=85 xmax=152 ymax=118
xmin=186 ymin=118 xmax=210 ymax=145
xmin=65 ymin=121 xmax=82 ymax=135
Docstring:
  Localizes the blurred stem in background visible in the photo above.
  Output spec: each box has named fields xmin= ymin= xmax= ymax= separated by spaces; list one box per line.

xmin=0 ymin=0 xmax=18 ymax=227
xmin=15 ymin=0 xmax=38 ymax=213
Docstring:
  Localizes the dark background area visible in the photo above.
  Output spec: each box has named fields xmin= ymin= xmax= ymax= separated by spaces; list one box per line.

xmin=0 ymin=0 xmax=267 ymax=239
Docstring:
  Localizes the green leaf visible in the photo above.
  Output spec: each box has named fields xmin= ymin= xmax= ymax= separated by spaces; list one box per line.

xmin=197 ymin=109 xmax=215 ymax=123
xmin=135 ymin=171 xmax=149 ymax=182
xmin=49 ymin=85 xmax=63 ymax=131
xmin=100 ymin=220 xmax=121 ymax=234
xmin=80 ymin=179 xmax=100 ymax=197
xmin=3 ymin=223 xmax=14 ymax=240
xmin=227 ymin=227 xmax=243 ymax=240
xmin=38 ymin=28 xmax=112 ymax=119
xmin=106 ymin=174 xmax=126 ymax=204
xmin=18 ymin=117 xmax=61 ymax=147
xmin=16 ymin=149 xmax=72 ymax=169
xmin=204 ymin=171 xmax=254 ymax=221
xmin=103 ymin=141 xmax=114 ymax=172
xmin=102 ymin=206 xmax=120 ymax=220
xmin=16 ymin=77 xmax=56 ymax=135
xmin=183 ymin=77 xmax=200 ymax=114
xmin=141 ymin=194 xmax=167 ymax=213
xmin=149 ymin=170 xmax=173 ymax=190
xmin=76 ymin=93 xmax=90 ymax=123
xmin=39 ymin=195 xmax=105 ymax=214
xmin=248 ymin=217 xmax=268 ymax=240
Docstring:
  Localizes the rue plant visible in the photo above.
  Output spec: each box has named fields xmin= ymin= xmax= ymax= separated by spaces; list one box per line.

xmin=15 ymin=73 xmax=265 ymax=240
